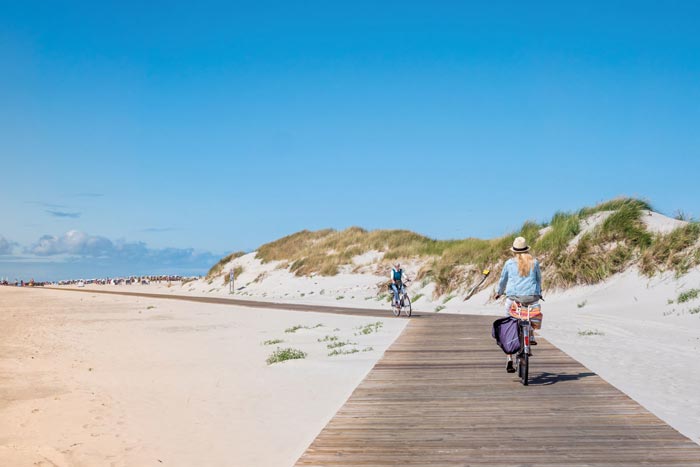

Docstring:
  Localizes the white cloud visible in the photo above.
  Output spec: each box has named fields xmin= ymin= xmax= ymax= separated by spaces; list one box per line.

xmin=24 ymin=230 xmax=219 ymax=267
xmin=0 ymin=236 xmax=18 ymax=255
xmin=28 ymin=230 xmax=112 ymax=256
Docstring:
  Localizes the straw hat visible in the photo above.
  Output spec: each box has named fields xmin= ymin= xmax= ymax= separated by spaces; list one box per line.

xmin=511 ymin=236 xmax=530 ymax=253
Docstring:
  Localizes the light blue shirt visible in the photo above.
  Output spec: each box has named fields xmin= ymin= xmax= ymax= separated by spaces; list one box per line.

xmin=497 ymin=258 xmax=542 ymax=297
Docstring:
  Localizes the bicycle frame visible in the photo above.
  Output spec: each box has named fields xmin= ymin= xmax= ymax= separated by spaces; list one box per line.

xmin=513 ymin=302 xmax=535 ymax=386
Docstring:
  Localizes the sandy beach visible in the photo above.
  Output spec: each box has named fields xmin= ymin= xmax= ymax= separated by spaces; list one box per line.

xmin=0 ymin=287 xmax=406 ymax=466
xmin=53 ymin=256 xmax=700 ymax=447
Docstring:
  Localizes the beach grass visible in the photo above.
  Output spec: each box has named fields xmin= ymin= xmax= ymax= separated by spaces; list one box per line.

xmin=209 ymin=197 xmax=699 ymax=296
xmin=207 ymin=251 xmax=245 ymax=279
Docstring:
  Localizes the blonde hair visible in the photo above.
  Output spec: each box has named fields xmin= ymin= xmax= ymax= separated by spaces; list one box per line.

xmin=516 ymin=253 xmax=534 ymax=277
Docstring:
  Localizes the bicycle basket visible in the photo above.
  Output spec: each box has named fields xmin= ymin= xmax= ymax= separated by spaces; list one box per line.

xmin=509 ymin=303 xmax=543 ymax=329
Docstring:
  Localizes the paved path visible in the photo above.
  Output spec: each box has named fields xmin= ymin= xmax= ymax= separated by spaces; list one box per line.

xmin=50 ymin=288 xmax=700 ymax=466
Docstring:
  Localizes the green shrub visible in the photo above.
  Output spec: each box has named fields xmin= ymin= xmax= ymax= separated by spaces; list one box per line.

xmin=677 ymin=288 xmax=700 ymax=304
xmin=266 ymin=348 xmax=307 ymax=365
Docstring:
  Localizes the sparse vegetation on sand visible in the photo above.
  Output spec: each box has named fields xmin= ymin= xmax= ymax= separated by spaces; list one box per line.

xmin=355 ymin=322 xmax=383 ymax=335
xmin=328 ymin=347 xmax=360 ymax=356
xmin=262 ymin=338 xmax=284 ymax=345
xmin=578 ymin=329 xmax=605 ymax=336
xmin=318 ymin=335 xmax=339 ymax=343
xmin=676 ymin=288 xmax=700 ymax=304
xmin=266 ymin=348 xmax=307 ymax=365
xmin=285 ymin=323 xmax=323 ymax=333
xmin=326 ymin=340 xmax=357 ymax=349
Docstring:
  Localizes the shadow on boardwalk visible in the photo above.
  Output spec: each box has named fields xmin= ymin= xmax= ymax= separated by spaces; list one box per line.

xmin=528 ymin=371 xmax=597 ymax=386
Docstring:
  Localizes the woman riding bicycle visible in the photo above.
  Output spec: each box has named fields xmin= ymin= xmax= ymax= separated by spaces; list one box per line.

xmin=390 ymin=262 xmax=410 ymax=306
xmin=494 ymin=236 xmax=542 ymax=373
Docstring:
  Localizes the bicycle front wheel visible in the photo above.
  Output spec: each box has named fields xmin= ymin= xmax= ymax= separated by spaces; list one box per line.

xmin=520 ymin=353 xmax=529 ymax=386
xmin=402 ymin=295 xmax=412 ymax=317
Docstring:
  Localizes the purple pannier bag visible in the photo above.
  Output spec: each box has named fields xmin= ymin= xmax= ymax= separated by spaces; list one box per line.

xmin=492 ymin=317 xmax=521 ymax=354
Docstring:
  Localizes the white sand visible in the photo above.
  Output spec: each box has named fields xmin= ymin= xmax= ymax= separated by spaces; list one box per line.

xmin=40 ymin=210 xmax=700 ymax=448
xmin=0 ymin=287 xmax=406 ymax=466
xmin=58 ymin=263 xmax=700 ymax=446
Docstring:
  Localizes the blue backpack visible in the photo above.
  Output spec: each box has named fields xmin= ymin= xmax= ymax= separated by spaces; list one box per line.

xmin=492 ymin=317 xmax=521 ymax=354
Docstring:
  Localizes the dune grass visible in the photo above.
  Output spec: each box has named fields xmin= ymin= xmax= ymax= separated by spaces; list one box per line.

xmin=640 ymin=223 xmax=700 ymax=276
xmin=206 ymin=251 xmax=246 ymax=279
xmin=209 ymin=197 xmax=698 ymax=295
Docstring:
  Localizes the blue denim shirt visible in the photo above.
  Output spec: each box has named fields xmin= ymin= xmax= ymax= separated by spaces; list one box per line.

xmin=497 ymin=258 xmax=542 ymax=297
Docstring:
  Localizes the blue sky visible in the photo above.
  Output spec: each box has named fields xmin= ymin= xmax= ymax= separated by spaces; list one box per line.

xmin=1 ymin=1 xmax=699 ymax=280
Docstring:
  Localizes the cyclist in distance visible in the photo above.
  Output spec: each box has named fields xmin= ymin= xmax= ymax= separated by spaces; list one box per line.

xmin=494 ymin=236 xmax=542 ymax=373
xmin=390 ymin=262 xmax=410 ymax=307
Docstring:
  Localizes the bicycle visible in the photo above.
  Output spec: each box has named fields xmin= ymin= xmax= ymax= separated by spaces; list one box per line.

xmin=390 ymin=280 xmax=412 ymax=317
xmin=510 ymin=300 xmax=541 ymax=386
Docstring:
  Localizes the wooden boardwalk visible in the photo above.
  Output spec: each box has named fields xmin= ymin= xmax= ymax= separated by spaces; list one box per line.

xmin=48 ymin=288 xmax=700 ymax=465
xmin=296 ymin=313 xmax=700 ymax=467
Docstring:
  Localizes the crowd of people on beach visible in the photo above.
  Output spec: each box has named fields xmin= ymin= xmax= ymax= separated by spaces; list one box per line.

xmin=1 ymin=275 xmax=199 ymax=288
xmin=56 ymin=275 xmax=194 ymax=286
xmin=0 ymin=278 xmax=48 ymax=287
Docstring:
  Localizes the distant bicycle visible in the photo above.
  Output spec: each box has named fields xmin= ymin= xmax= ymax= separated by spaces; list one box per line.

xmin=391 ymin=280 xmax=412 ymax=317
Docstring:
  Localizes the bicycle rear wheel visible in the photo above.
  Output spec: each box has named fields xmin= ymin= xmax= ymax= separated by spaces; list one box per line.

xmin=402 ymin=295 xmax=412 ymax=317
